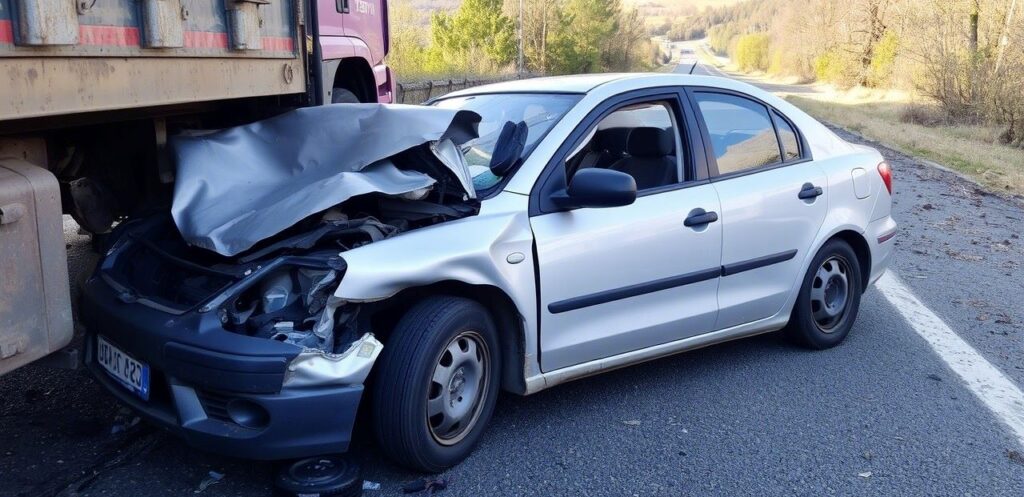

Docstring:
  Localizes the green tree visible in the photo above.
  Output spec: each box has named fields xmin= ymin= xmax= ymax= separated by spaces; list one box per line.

xmin=520 ymin=0 xmax=572 ymax=73
xmin=735 ymin=33 xmax=770 ymax=71
xmin=426 ymin=0 xmax=517 ymax=74
xmin=554 ymin=0 xmax=621 ymax=73
xmin=385 ymin=0 xmax=430 ymax=78
xmin=868 ymin=29 xmax=899 ymax=87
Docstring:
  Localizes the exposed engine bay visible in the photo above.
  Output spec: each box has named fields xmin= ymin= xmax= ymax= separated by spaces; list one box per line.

xmin=93 ymin=104 xmax=533 ymax=384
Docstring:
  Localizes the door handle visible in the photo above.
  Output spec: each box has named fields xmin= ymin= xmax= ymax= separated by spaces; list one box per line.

xmin=798 ymin=183 xmax=824 ymax=200
xmin=684 ymin=208 xmax=719 ymax=227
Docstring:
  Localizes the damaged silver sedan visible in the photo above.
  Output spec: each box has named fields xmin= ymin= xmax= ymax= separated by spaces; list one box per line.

xmin=83 ymin=74 xmax=895 ymax=473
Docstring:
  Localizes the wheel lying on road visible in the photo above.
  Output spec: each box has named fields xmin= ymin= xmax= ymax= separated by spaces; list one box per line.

xmin=786 ymin=239 xmax=863 ymax=349
xmin=274 ymin=454 xmax=362 ymax=497
xmin=371 ymin=296 xmax=501 ymax=472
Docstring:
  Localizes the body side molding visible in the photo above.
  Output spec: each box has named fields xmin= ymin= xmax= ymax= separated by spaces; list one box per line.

xmin=547 ymin=250 xmax=798 ymax=314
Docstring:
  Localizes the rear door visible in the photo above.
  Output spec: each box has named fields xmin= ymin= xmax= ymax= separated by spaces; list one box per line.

xmin=688 ymin=90 xmax=827 ymax=330
xmin=531 ymin=90 xmax=723 ymax=372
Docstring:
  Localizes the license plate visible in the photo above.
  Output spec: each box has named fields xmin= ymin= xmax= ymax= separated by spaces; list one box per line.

xmin=97 ymin=336 xmax=150 ymax=401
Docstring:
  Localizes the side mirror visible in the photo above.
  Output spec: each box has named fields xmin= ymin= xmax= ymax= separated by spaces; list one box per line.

xmin=551 ymin=168 xmax=637 ymax=210
xmin=489 ymin=121 xmax=528 ymax=176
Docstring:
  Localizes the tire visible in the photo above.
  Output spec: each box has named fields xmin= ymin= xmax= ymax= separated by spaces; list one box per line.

xmin=785 ymin=239 xmax=863 ymax=349
xmin=370 ymin=296 xmax=501 ymax=472
xmin=274 ymin=455 xmax=361 ymax=497
xmin=331 ymin=88 xmax=360 ymax=104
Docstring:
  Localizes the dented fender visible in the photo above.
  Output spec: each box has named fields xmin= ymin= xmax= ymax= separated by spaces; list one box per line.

xmin=334 ymin=191 xmax=542 ymax=379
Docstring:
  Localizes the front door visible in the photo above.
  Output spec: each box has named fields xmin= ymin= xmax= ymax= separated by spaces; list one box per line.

xmin=531 ymin=94 xmax=723 ymax=372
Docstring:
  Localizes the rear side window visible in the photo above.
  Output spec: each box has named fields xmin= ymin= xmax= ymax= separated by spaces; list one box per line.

xmin=694 ymin=92 xmax=782 ymax=175
xmin=773 ymin=111 xmax=801 ymax=160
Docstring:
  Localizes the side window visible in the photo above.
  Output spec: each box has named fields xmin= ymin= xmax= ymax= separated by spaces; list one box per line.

xmin=565 ymin=100 xmax=685 ymax=191
xmin=773 ymin=111 xmax=801 ymax=161
xmin=694 ymin=92 xmax=782 ymax=175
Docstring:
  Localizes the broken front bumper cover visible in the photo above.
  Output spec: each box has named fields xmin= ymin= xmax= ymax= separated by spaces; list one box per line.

xmin=80 ymin=273 xmax=375 ymax=460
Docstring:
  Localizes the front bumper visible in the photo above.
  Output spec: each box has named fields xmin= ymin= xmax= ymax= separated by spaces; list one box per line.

xmin=81 ymin=275 xmax=365 ymax=460
xmin=85 ymin=334 xmax=362 ymax=459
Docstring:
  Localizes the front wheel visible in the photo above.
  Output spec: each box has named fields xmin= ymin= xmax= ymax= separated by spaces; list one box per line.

xmin=785 ymin=239 xmax=863 ymax=349
xmin=370 ymin=297 xmax=501 ymax=473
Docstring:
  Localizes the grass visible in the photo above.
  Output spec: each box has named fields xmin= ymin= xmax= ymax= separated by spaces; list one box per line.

xmin=785 ymin=88 xmax=1024 ymax=196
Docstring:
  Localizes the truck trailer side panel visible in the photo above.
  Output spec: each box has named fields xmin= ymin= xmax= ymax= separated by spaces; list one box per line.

xmin=0 ymin=0 xmax=306 ymax=120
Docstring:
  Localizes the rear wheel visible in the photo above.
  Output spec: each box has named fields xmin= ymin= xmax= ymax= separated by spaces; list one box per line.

xmin=785 ymin=239 xmax=863 ymax=349
xmin=370 ymin=297 xmax=501 ymax=472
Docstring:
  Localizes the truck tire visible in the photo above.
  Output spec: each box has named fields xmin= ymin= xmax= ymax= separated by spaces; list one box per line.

xmin=785 ymin=239 xmax=863 ymax=349
xmin=331 ymin=88 xmax=360 ymax=103
xmin=370 ymin=296 xmax=501 ymax=472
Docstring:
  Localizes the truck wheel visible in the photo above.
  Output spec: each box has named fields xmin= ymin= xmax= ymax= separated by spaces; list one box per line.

xmin=785 ymin=239 xmax=863 ymax=349
xmin=370 ymin=296 xmax=501 ymax=473
xmin=331 ymin=88 xmax=360 ymax=103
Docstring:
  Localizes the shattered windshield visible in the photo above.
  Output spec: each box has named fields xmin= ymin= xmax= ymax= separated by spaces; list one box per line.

xmin=433 ymin=93 xmax=581 ymax=190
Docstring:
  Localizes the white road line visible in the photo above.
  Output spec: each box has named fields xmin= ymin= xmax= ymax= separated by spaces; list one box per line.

xmin=876 ymin=271 xmax=1024 ymax=447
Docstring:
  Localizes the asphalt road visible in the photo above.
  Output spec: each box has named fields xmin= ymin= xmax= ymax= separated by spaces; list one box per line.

xmin=2 ymin=64 xmax=1024 ymax=497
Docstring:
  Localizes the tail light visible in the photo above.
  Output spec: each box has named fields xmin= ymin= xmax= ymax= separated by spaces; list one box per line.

xmin=877 ymin=161 xmax=893 ymax=194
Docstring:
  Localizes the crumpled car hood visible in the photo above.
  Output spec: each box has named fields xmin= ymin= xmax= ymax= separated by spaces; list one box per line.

xmin=170 ymin=104 xmax=480 ymax=256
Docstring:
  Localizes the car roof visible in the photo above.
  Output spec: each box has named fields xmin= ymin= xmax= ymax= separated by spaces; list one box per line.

xmin=440 ymin=73 xmax=759 ymax=99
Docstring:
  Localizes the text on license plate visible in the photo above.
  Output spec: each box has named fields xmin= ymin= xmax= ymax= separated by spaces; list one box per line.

xmin=97 ymin=336 xmax=150 ymax=400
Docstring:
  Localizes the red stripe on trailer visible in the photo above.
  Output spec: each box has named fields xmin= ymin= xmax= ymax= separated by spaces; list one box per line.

xmin=1 ymin=22 xmax=291 ymax=52
xmin=0 ymin=20 xmax=13 ymax=44
xmin=79 ymin=25 xmax=141 ymax=47
xmin=184 ymin=31 xmax=229 ymax=49
xmin=262 ymin=37 xmax=295 ymax=52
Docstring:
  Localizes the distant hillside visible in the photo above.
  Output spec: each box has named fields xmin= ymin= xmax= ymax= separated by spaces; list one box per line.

xmin=396 ymin=0 xmax=751 ymax=35
xmin=404 ymin=0 xmax=748 ymax=14
xmin=624 ymin=0 xmax=749 ymax=31
xmin=624 ymin=0 xmax=746 ymax=10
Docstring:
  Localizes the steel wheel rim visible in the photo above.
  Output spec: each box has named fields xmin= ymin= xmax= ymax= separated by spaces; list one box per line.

xmin=809 ymin=255 xmax=851 ymax=332
xmin=426 ymin=330 xmax=490 ymax=446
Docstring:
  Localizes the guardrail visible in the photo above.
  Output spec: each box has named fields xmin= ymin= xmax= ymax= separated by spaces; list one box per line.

xmin=395 ymin=74 xmax=535 ymax=104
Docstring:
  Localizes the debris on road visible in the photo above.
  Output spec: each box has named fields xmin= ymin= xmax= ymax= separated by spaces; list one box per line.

xmin=109 ymin=416 xmax=140 ymax=435
xmin=363 ymin=480 xmax=382 ymax=490
xmin=274 ymin=455 xmax=363 ymax=497
xmin=402 ymin=477 xmax=449 ymax=494
xmin=857 ymin=471 xmax=873 ymax=478
xmin=1008 ymin=450 xmax=1024 ymax=467
xmin=194 ymin=471 xmax=225 ymax=493
xmin=926 ymin=374 xmax=943 ymax=382
xmin=622 ymin=419 xmax=642 ymax=426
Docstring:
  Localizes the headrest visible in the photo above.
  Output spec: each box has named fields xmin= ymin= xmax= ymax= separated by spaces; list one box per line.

xmin=594 ymin=127 xmax=633 ymax=153
xmin=627 ymin=127 xmax=674 ymax=157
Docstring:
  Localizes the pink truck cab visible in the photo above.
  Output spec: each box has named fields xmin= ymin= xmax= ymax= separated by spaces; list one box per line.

xmin=317 ymin=0 xmax=395 ymax=103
